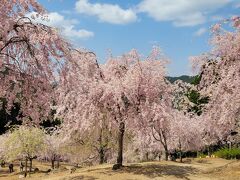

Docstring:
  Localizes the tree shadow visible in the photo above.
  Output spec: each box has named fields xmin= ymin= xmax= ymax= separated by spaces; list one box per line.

xmin=87 ymin=163 xmax=198 ymax=180
xmin=0 ymin=168 xmax=14 ymax=178
xmin=0 ymin=174 xmax=9 ymax=178
xmin=124 ymin=164 xmax=197 ymax=179
xmin=65 ymin=175 xmax=98 ymax=180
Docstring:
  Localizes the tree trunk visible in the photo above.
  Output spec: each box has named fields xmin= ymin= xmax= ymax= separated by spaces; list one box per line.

xmin=207 ymin=146 xmax=210 ymax=156
xmin=164 ymin=150 xmax=169 ymax=161
xmin=98 ymin=129 xmax=105 ymax=165
xmin=163 ymin=144 xmax=169 ymax=161
xmin=158 ymin=152 xmax=161 ymax=161
xmin=145 ymin=152 xmax=149 ymax=161
xmin=151 ymin=126 xmax=169 ymax=161
xmin=56 ymin=160 xmax=60 ymax=168
xmin=179 ymin=139 xmax=183 ymax=163
xmin=104 ymin=155 xmax=108 ymax=163
xmin=162 ymin=132 xmax=168 ymax=161
xmin=51 ymin=159 xmax=55 ymax=169
xmin=24 ymin=158 xmax=28 ymax=177
xmin=29 ymin=158 xmax=32 ymax=172
xmin=116 ymin=122 xmax=125 ymax=166
xmin=179 ymin=150 xmax=182 ymax=162
xmin=99 ymin=148 xmax=105 ymax=164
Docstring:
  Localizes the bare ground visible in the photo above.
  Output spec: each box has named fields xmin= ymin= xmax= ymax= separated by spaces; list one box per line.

xmin=0 ymin=158 xmax=239 ymax=180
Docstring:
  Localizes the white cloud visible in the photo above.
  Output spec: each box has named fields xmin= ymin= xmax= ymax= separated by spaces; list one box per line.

xmin=63 ymin=27 xmax=94 ymax=39
xmin=29 ymin=12 xmax=94 ymax=39
xmin=173 ymin=12 xmax=206 ymax=27
xmin=194 ymin=27 xmax=207 ymax=36
xmin=138 ymin=0 xmax=233 ymax=26
xmin=75 ymin=0 xmax=137 ymax=25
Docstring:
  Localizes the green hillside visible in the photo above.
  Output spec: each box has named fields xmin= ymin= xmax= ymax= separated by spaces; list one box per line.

xmin=167 ymin=75 xmax=195 ymax=83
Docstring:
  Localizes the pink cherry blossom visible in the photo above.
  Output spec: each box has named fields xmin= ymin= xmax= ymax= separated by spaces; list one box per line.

xmin=0 ymin=0 xmax=73 ymax=123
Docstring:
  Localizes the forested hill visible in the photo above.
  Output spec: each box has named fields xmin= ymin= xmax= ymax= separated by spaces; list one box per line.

xmin=167 ymin=75 xmax=195 ymax=84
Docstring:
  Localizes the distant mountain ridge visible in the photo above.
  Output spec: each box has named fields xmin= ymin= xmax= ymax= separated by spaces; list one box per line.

xmin=166 ymin=75 xmax=195 ymax=84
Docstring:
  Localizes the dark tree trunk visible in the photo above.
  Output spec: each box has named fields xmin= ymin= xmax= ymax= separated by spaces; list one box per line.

xmin=29 ymin=158 xmax=32 ymax=172
xmin=98 ymin=129 xmax=105 ymax=165
xmin=179 ymin=139 xmax=183 ymax=163
xmin=180 ymin=150 xmax=183 ymax=163
xmin=207 ymin=146 xmax=210 ymax=156
xmin=24 ymin=158 xmax=28 ymax=177
xmin=151 ymin=126 xmax=169 ymax=161
xmin=104 ymin=155 xmax=108 ymax=163
xmin=145 ymin=152 xmax=149 ymax=161
xmin=158 ymin=153 xmax=161 ymax=161
xmin=99 ymin=148 xmax=105 ymax=164
xmin=51 ymin=159 xmax=55 ymax=169
xmin=116 ymin=122 xmax=125 ymax=167
xmin=164 ymin=149 xmax=169 ymax=161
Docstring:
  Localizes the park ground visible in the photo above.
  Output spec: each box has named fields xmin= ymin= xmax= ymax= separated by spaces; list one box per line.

xmin=0 ymin=158 xmax=240 ymax=180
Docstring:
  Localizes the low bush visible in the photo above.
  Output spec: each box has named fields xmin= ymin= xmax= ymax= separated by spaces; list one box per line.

xmin=214 ymin=147 xmax=240 ymax=160
xmin=197 ymin=152 xmax=207 ymax=158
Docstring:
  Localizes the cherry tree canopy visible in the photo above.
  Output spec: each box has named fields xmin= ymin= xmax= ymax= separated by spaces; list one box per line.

xmin=57 ymin=47 xmax=173 ymax=166
xmin=0 ymin=0 xmax=72 ymax=123
xmin=3 ymin=126 xmax=45 ymax=162
xmin=40 ymin=127 xmax=67 ymax=168
xmin=191 ymin=16 xmax=240 ymax=144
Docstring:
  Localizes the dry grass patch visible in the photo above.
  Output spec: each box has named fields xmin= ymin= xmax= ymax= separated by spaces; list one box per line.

xmin=0 ymin=158 xmax=240 ymax=180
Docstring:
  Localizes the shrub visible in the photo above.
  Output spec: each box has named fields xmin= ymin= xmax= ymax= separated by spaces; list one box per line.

xmin=214 ymin=147 xmax=240 ymax=159
xmin=197 ymin=152 xmax=207 ymax=158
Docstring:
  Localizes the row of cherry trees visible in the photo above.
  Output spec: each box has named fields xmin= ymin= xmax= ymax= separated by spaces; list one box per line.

xmin=0 ymin=126 xmax=70 ymax=176
xmin=0 ymin=0 xmax=239 ymax=170
xmin=56 ymin=47 xmax=206 ymax=166
xmin=190 ymin=16 xmax=240 ymax=147
xmin=56 ymin=15 xmax=240 ymax=166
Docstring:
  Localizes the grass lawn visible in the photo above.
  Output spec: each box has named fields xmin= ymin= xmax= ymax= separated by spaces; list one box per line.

xmin=0 ymin=158 xmax=239 ymax=180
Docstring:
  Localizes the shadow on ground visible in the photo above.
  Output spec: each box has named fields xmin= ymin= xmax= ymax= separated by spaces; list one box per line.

xmin=0 ymin=167 xmax=65 ymax=179
xmin=63 ymin=175 xmax=98 ymax=180
xmin=86 ymin=163 xmax=198 ymax=180
xmin=0 ymin=168 xmax=15 ymax=178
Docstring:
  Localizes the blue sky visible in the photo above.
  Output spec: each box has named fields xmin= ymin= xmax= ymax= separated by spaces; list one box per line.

xmin=37 ymin=0 xmax=240 ymax=76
